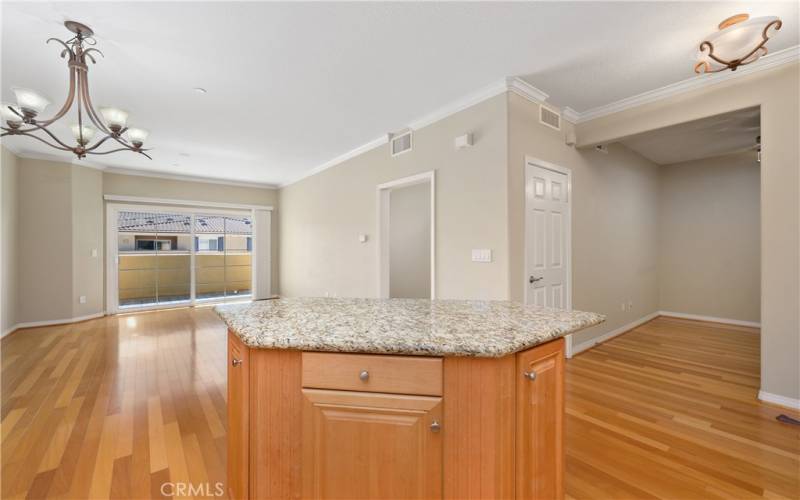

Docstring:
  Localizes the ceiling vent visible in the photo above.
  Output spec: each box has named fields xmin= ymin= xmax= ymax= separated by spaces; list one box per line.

xmin=539 ymin=105 xmax=561 ymax=131
xmin=390 ymin=130 xmax=413 ymax=157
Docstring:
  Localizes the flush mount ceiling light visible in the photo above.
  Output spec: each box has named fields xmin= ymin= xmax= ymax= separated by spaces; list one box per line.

xmin=1 ymin=21 xmax=151 ymax=159
xmin=695 ymin=14 xmax=782 ymax=74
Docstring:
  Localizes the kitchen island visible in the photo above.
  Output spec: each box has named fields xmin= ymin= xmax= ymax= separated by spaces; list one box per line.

xmin=216 ymin=298 xmax=603 ymax=500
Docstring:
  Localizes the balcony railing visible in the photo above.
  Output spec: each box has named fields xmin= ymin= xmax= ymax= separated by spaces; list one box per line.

xmin=118 ymin=251 xmax=251 ymax=307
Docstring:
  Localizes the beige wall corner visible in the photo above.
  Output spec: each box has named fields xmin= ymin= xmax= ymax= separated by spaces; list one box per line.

xmin=279 ymin=93 xmax=510 ymax=300
xmin=658 ymin=151 xmax=761 ymax=323
xmin=576 ymin=63 xmax=800 ymax=402
xmin=1 ymin=145 xmax=19 ymax=335
xmin=17 ymin=157 xmax=75 ymax=323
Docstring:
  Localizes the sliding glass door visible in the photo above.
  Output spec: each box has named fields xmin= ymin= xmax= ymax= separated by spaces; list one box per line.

xmin=113 ymin=207 xmax=253 ymax=312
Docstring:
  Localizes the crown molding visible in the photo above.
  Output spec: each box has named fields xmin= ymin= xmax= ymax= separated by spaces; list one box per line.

xmin=1 ymin=141 xmax=277 ymax=189
xmin=281 ymin=77 xmax=548 ymax=188
xmin=506 ymin=77 xmax=549 ymax=103
xmin=103 ymin=167 xmax=278 ymax=189
xmin=569 ymin=45 xmax=800 ymax=124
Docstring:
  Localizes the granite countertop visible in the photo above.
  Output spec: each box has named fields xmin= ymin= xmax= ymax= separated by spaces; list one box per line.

xmin=214 ymin=297 xmax=604 ymax=357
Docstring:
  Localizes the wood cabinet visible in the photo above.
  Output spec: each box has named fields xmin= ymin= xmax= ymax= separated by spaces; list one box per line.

xmin=302 ymin=389 xmax=443 ymax=499
xmin=228 ymin=331 xmax=565 ymax=499
xmin=516 ymin=338 xmax=565 ymax=500
xmin=227 ymin=332 xmax=250 ymax=500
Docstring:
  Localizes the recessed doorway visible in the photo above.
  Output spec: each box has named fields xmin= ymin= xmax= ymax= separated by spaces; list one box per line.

xmin=377 ymin=171 xmax=435 ymax=299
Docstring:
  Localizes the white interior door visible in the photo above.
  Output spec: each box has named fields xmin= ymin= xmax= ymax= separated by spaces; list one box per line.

xmin=526 ymin=162 xmax=571 ymax=309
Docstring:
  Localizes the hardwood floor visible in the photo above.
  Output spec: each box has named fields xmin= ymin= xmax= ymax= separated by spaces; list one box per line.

xmin=1 ymin=309 xmax=798 ymax=499
xmin=566 ymin=316 xmax=799 ymax=500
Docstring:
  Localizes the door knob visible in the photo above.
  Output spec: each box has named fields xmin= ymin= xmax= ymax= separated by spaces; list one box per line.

xmin=232 ymin=358 xmax=242 ymax=367
xmin=430 ymin=420 xmax=441 ymax=433
xmin=529 ymin=276 xmax=543 ymax=284
xmin=523 ymin=370 xmax=537 ymax=381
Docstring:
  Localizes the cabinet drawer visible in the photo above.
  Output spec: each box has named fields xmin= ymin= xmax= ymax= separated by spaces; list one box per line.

xmin=302 ymin=352 xmax=443 ymax=396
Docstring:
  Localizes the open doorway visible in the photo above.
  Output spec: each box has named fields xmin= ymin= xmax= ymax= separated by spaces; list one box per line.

xmin=377 ymin=171 xmax=435 ymax=299
xmin=620 ymin=106 xmax=761 ymax=327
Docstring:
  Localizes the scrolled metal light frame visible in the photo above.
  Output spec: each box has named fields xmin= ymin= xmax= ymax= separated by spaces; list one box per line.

xmin=1 ymin=21 xmax=151 ymax=160
xmin=695 ymin=18 xmax=783 ymax=74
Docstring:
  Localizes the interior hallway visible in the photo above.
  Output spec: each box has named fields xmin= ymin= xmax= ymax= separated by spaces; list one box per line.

xmin=1 ymin=310 xmax=797 ymax=499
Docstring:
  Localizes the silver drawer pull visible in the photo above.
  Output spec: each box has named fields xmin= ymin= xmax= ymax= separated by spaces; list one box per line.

xmin=232 ymin=358 xmax=242 ymax=367
xmin=430 ymin=420 xmax=441 ymax=433
xmin=359 ymin=370 xmax=369 ymax=381
xmin=523 ymin=370 xmax=537 ymax=381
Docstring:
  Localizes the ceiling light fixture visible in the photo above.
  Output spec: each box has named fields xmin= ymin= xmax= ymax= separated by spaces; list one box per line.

xmin=695 ymin=14 xmax=782 ymax=74
xmin=1 ymin=21 xmax=151 ymax=159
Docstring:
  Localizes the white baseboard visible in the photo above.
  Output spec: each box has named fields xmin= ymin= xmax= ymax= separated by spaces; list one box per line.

xmin=658 ymin=311 xmax=760 ymax=328
xmin=570 ymin=311 xmax=660 ymax=357
xmin=758 ymin=390 xmax=800 ymax=410
xmin=1 ymin=311 xmax=106 ymax=338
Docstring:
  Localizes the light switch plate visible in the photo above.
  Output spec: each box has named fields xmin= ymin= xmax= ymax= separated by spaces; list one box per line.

xmin=79 ymin=295 xmax=87 ymax=304
xmin=91 ymin=248 xmax=98 ymax=258
xmin=471 ymin=249 xmax=492 ymax=263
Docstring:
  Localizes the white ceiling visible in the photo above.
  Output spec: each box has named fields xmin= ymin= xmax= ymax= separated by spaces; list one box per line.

xmin=620 ymin=107 xmax=760 ymax=165
xmin=1 ymin=2 xmax=797 ymax=186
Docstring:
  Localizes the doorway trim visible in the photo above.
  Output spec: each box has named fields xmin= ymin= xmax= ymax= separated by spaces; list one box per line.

xmin=524 ymin=156 xmax=573 ymax=311
xmin=376 ymin=171 xmax=436 ymax=299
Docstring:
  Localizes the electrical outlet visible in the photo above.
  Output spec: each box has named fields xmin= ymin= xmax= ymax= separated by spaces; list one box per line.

xmin=91 ymin=248 xmax=98 ymax=258
xmin=79 ymin=295 xmax=87 ymax=304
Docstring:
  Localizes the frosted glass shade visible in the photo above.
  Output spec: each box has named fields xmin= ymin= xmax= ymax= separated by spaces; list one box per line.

xmin=71 ymin=124 xmax=96 ymax=144
xmin=127 ymin=127 xmax=149 ymax=145
xmin=13 ymin=88 xmax=50 ymax=115
xmin=1 ymin=103 xmax=23 ymax=125
xmin=100 ymin=107 xmax=129 ymax=129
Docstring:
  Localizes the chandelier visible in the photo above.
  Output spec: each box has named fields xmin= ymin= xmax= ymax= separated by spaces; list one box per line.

xmin=695 ymin=14 xmax=782 ymax=74
xmin=1 ymin=21 xmax=151 ymax=159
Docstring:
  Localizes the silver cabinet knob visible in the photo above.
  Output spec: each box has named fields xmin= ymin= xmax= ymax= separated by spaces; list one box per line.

xmin=232 ymin=358 xmax=242 ymax=367
xmin=523 ymin=370 xmax=537 ymax=381
xmin=359 ymin=370 xmax=369 ymax=381
xmin=430 ymin=420 xmax=441 ymax=433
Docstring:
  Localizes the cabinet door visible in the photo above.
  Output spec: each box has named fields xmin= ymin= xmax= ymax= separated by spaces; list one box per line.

xmin=227 ymin=331 xmax=250 ymax=500
xmin=516 ymin=338 xmax=565 ymax=500
xmin=302 ymin=389 xmax=443 ymax=499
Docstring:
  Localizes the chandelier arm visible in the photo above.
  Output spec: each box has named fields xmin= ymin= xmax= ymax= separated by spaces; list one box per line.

xmin=79 ymin=71 xmax=113 ymax=135
xmin=30 ymin=122 xmax=79 ymax=150
xmin=83 ymin=133 xmax=117 ymax=152
xmin=2 ymin=130 xmax=73 ymax=151
xmin=87 ymin=147 xmax=152 ymax=160
xmin=36 ymin=67 xmax=78 ymax=127
xmin=46 ymin=38 xmax=75 ymax=59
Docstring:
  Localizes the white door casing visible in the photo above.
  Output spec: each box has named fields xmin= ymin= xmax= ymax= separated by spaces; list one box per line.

xmin=525 ymin=158 xmax=572 ymax=309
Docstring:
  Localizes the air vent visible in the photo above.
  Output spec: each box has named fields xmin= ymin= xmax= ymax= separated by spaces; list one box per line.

xmin=539 ymin=105 xmax=561 ymax=131
xmin=390 ymin=130 xmax=413 ymax=157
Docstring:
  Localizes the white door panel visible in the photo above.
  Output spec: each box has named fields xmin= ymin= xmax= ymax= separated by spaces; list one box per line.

xmin=526 ymin=163 xmax=571 ymax=309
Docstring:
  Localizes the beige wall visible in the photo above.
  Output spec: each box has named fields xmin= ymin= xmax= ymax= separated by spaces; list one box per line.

xmin=72 ymin=166 xmax=104 ymax=317
xmin=577 ymin=64 xmax=800 ymax=402
xmin=1 ymin=146 xmax=19 ymax=334
xmin=659 ymin=151 xmax=760 ymax=322
xmin=389 ymin=182 xmax=431 ymax=299
xmin=17 ymin=157 xmax=75 ymax=323
xmin=507 ymin=93 xmax=661 ymax=348
xmin=103 ymin=172 xmax=280 ymax=294
xmin=279 ymin=94 xmax=509 ymax=299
